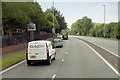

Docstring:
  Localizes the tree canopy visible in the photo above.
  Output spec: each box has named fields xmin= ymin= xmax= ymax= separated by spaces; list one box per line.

xmin=71 ymin=16 xmax=92 ymax=36
xmin=46 ymin=7 xmax=68 ymax=33
xmin=2 ymin=2 xmax=67 ymax=35
xmin=70 ymin=16 xmax=119 ymax=39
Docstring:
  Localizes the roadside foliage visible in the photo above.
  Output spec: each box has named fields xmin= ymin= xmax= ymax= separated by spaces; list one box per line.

xmin=70 ymin=16 xmax=120 ymax=39
xmin=2 ymin=2 xmax=67 ymax=35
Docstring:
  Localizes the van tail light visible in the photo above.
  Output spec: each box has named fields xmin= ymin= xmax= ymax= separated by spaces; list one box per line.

xmin=46 ymin=48 xmax=49 ymax=54
xmin=26 ymin=48 xmax=28 ymax=59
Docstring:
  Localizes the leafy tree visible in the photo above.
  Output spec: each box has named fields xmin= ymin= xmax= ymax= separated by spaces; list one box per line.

xmin=2 ymin=2 xmax=53 ymax=35
xmin=46 ymin=7 xmax=68 ymax=33
xmin=71 ymin=16 xmax=92 ymax=36
xmin=45 ymin=11 xmax=59 ymax=32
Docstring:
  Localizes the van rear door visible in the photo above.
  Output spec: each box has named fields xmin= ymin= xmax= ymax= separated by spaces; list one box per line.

xmin=28 ymin=42 xmax=47 ymax=60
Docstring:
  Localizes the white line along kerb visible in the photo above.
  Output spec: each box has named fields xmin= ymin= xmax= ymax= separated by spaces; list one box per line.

xmin=81 ymin=40 xmax=120 ymax=76
xmin=76 ymin=37 xmax=120 ymax=58
xmin=62 ymin=59 xmax=64 ymax=62
xmin=66 ymin=52 xmax=68 ymax=54
xmin=51 ymin=74 xmax=56 ymax=80
xmin=0 ymin=60 xmax=26 ymax=74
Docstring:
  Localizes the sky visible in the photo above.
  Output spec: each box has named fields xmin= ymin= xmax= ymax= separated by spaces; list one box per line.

xmin=36 ymin=0 xmax=119 ymax=28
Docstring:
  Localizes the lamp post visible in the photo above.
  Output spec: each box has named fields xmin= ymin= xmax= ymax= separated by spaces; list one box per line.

xmin=103 ymin=5 xmax=106 ymax=38
xmin=52 ymin=0 xmax=55 ymax=38
xmin=53 ymin=0 xmax=54 ymax=27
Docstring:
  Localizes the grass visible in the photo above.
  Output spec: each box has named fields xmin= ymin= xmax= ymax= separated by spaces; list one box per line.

xmin=0 ymin=51 xmax=26 ymax=69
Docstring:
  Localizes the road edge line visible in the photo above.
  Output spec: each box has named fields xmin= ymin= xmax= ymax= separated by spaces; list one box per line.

xmin=81 ymin=40 xmax=120 ymax=77
xmin=51 ymin=74 xmax=56 ymax=80
xmin=62 ymin=59 xmax=64 ymax=62
xmin=75 ymin=37 xmax=120 ymax=58
xmin=0 ymin=59 xmax=26 ymax=74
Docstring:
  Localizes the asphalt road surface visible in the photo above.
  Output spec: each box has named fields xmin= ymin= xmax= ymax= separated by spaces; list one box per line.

xmin=1 ymin=37 xmax=118 ymax=79
xmin=75 ymin=36 xmax=118 ymax=55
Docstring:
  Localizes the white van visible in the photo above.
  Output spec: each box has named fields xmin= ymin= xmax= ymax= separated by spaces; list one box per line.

xmin=26 ymin=40 xmax=56 ymax=65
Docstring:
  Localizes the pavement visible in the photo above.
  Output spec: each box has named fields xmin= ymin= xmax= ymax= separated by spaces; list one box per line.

xmin=1 ymin=37 xmax=118 ymax=79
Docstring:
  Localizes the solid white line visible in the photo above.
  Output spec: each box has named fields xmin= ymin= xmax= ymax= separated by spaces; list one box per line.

xmin=0 ymin=59 xmax=26 ymax=74
xmin=66 ymin=52 xmax=68 ymax=54
xmin=51 ymin=74 xmax=56 ymax=80
xmin=75 ymin=37 xmax=120 ymax=58
xmin=62 ymin=59 xmax=64 ymax=62
xmin=95 ymin=44 xmax=120 ymax=58
xmin=81 ymin=40 xmax=120 ymax=77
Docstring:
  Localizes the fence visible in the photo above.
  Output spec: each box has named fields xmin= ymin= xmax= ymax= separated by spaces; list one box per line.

xmin=1 ymin=31 xmax=53 ymax=47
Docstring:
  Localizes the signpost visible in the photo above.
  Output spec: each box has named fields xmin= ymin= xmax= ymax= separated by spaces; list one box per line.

xmin=52 ymin=27 xmax=55 ymax=38
xmin=28 ymin=22 xmax=36 ymax=41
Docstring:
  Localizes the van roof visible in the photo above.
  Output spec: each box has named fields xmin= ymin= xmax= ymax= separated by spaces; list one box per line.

xmin=28 ymin=40 xmax=51 ymax=44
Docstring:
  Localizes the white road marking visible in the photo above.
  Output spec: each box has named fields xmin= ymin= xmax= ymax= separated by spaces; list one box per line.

xmin=81 ymin=40 xmax=120 ymax=77
xmin=0 ymin=59 xmax=26 ymax=74
xmin=95 ymin=44 xmax=120 ymax=58
xmin=51 ymin=74 xmax=56 ymax=80
xmin=75 ymin=37 xmax=120 ymax=58
xmin=62 ymin=59 xmax=64 ymax=62
xmin=66 ymin=52 xmax=68 ymax=54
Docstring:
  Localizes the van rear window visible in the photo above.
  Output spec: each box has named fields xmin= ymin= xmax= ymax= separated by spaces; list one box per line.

xmin=29 ymin=45 xmax=45 ymax=48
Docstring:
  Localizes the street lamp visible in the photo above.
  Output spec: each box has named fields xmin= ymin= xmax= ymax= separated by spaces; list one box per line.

xmin=52 ymin=0 xmax=55 ymax=28
xmin=103 ymin=5 xmax=106 ymax=38
xmin=52 ymin=0 xmax=56 ymax=38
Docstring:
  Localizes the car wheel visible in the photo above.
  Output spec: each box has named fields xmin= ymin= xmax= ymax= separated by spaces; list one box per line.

xmin=61 ymin=45 xmax=63 ymax=48
xmin=47 ymin=57 xmax=51 ymax=65
xmin=27 ymin=60 xmax=32 ymax=66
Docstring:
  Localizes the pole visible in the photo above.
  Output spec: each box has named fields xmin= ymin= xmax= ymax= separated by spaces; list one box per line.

xmin=53 ymin=0 xmax=55 ymax=38
xmin=30 ymin=31 xmax=34 ymax=41
xmin=53 ymin=0 xmax=54 ymax=28
xmin=103 ymin=5 xmax=106 ymax=38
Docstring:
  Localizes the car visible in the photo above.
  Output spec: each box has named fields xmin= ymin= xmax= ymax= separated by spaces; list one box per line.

xmin=52 ymin=39 xmax=63 ymax=48
xmin=62 ymin=32 xmax=68 ymax=40
xmin=26 ymin=40 xmax=56 ymax=65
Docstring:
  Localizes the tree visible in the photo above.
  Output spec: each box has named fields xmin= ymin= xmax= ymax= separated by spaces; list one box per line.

xmin=44 ymin=11 xmax=59 ymax=32
xmin=70 ymin=16 xmax=92 ymax=36
xmin=46 ymin=7 xmax=68 ymax=33
xmin=2 ymin=2 xmax=53 ymax=35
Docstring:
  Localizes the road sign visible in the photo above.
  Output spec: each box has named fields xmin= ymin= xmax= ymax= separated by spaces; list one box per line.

xmin=52 ymin=27 xmax=55 ymax=34
xmin=28 ymin=23 xmax=36 ymax=31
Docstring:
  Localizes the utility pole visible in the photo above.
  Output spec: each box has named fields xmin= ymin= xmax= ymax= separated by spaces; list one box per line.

xmin=103 ymin=5 xmax=106 ymax=38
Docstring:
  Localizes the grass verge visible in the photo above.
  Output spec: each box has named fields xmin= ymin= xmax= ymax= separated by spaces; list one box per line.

xmin=0 ymin=51 xmax=25 ymax=69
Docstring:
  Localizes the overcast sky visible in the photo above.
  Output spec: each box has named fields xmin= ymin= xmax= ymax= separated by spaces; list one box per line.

xmin=37 ymin=0 xmax=119 ymax=28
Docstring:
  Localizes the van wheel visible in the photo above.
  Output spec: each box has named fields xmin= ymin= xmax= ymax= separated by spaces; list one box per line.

xmin=53 ymin=52 xmax=56 ymax=60
xmin=47 ymin=57 xmax=51 ymax=65
xmin=27 ymin=60 xmax=32 ymax=66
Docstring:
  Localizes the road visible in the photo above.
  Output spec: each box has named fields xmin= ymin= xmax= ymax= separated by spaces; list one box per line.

xmin=1 ymin=37 xmax=118 ymax=79
xmin=75 ymin=36 xmax=118 ymax=55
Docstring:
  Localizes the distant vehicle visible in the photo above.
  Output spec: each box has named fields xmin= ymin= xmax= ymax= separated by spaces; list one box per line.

xmin=62 ymin=32 xmax=68 ymax=40
xmin=57 ymin=33 xmax=62 ymax=38
xmin=26 ymin=40 xmax=56 ymax=65
xmin=52 ymin=39 xmax=63 ymax=48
